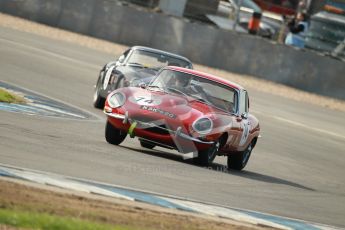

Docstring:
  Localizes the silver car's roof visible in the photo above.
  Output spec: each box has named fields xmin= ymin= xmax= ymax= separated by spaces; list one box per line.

xmin=130 ymin=46 xmax=192 ymax=64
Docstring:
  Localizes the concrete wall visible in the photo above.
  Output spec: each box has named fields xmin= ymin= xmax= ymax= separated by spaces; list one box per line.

xmin=159 ymin=0 xmax=187 ymax=17
xmin=184 ymin=0 xmax=220 ymax=17
xmin=0 ymin=0 xmax=62 ymax=26
xmin=1 ymin=0 xmax=344 ymax=100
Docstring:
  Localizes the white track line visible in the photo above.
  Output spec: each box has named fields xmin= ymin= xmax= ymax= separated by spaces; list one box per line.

xmin=0 ymin=37 xmax=99 ymax=69
xmin=253 ymin=110 xmax=345 ymax=140
xmin=272 ymin=116 xmax=345 ymax=140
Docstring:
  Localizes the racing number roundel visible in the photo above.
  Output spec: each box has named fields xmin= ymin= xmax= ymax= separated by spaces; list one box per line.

xmin=129 ymin=95 xmax=162 ymax=106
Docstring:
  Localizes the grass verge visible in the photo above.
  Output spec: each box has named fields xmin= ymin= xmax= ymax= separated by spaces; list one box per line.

xmin=0 ymin=179 xmax=266 ymax=230
xmin=0 ymin=88 xmax=26 ymax=104
xmin=0 ymin=209 xmax=130 ymax=230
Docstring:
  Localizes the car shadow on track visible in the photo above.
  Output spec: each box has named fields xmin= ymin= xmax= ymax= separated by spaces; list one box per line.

xmin=123 ymin=146 xmax=194 ymax=163
xmin=210 ymin=163 xmax=315 ymax=191
xmin=121 ymin=146 xmax=315 ymax=192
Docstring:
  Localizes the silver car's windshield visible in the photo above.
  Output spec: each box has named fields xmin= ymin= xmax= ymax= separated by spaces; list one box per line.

xmin=149 ymin=69 xmax=238 ymax=113
xmin=127 ymin=50 xmax=192 ymax=69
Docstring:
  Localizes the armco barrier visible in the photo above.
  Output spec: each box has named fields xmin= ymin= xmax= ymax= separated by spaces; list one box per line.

xmin=1 ymin=0 xmax=344 ymax=100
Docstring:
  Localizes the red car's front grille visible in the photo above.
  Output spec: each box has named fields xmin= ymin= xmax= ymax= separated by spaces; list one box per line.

xmin=131 ymin=116 xmax=156 ymax=123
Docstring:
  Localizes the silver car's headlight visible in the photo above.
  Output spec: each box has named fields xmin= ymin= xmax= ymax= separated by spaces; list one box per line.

xmin=192 ymin=117 xmax=213 ymax=135
xmin=108 ymin=92 xmax=126 ymax=108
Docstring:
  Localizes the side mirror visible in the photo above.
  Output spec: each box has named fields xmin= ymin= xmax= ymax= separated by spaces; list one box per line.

xmin=118 ymin=55 xmax=125 ymax=64
xmin=241 ymin=113 xmax=248 ymax=119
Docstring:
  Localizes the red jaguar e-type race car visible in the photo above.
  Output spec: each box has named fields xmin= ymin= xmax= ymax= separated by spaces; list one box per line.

xmin=103 ymin=66 xmax=260 ymax=170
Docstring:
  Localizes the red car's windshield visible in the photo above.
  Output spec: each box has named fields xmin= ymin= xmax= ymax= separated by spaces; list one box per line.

xmin=149 ymin=69 xmax=238 ymax=113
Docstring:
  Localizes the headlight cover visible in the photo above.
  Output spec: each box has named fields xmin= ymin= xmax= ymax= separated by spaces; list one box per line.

xmin=108 ymin=92 xmax=126 ymax=108
xmin=192 ymin=117 xmax=213 ymax=135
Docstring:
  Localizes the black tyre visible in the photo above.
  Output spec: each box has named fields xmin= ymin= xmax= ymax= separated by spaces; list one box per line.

xmin=105 ymin=120 xmax=127 ymax=145
xmin=227 ymin=142 xmax=253 ymax=170
xmin=93 ymin=83 xmax=105 ymax=109
xmin=195 ymin=140 xmax=220 ymax=166
xmin=140 ymin=141 xmax=155 ymax=149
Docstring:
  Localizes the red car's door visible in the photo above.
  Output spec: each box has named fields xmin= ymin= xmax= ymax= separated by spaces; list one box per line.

xmin=227 ymin=89 xmax=250 ymax=151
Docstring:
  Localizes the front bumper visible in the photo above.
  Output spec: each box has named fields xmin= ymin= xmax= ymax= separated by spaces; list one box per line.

xmin=104 ymin=109 xmax=214 ymax=147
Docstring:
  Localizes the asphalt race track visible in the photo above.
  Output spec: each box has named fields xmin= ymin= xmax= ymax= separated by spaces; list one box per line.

xmin=1 ymin=26 xmax=345 ymax=228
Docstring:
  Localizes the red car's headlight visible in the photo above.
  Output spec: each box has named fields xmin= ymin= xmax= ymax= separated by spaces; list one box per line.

xmin=192 ymin=117 xmax=213 ymax=135
xmin=108 ymin=92 xmax=126 ymax=108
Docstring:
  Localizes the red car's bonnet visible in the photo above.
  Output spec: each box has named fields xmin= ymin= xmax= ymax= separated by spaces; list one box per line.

xmin=111 ymin=87 xmax=226 ymax=131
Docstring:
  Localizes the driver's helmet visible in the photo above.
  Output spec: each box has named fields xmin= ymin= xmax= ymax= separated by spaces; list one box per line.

xmin=165 ymin=70 xmax=189 ymax=88
xmin=175 ymin=75 xmax=190 ymax=88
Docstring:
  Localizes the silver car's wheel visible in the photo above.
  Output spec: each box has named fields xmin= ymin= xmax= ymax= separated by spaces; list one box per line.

xmin=93 ymin=84 xmax=105 ymax=109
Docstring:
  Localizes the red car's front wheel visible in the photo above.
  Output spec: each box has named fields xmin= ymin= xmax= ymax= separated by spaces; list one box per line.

xmin=105 ymin=120 xmax=127 ymax=145
xmin=195 ymin=140 xmax=220 ymax=166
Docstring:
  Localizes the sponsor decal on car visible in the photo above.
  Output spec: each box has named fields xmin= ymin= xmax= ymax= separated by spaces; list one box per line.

xmin=140 ymin=105 xmax=176 ymax=119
